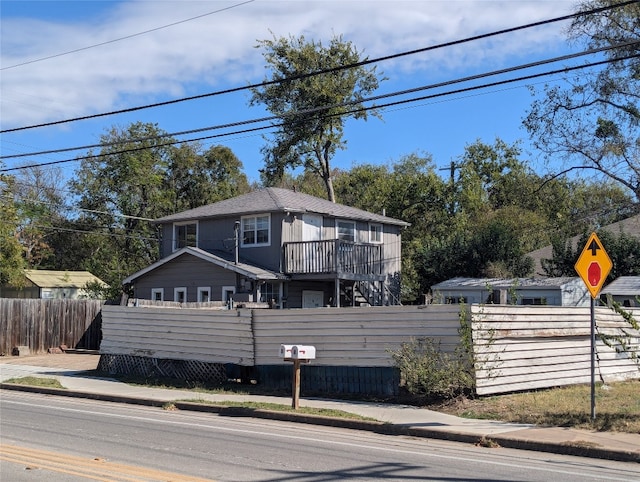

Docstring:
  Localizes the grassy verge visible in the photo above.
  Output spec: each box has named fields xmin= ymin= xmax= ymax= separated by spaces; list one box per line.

xmin=179 ymin=399 xmax=378 ymax=420
xmin=7 ymin=372 xmax=638 ymax=433
xmin=427 ymin=380 xmax=640 ymax=433
xmin=3 ymin=376 xmax=65 ymax=389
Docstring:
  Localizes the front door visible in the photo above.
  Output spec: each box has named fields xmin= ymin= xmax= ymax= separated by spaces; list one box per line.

xmin=303 ymin=214 xmax=323 ymax=272
xmin=303 ymin=214 xmax=322 ymax=241
xmin=302 ymin=290 xmax=324 ymax=308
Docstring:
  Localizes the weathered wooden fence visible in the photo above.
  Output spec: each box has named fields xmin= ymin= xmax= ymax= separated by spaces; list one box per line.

xmin=98 ymin=303 xmax=640 ymax=396
xmin=100 ymin=304 xmax=462 ymax=394
xmin=0 ymin=299 xmax=104 ymax=355
xmin=472 ymin=305 xmax=640 ymax=395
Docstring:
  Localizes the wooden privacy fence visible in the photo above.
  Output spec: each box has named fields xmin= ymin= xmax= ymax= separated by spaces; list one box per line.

xmin=99 ymin=303 xmax=640 ymax=396
xmin=0 ymin=299 xmax=104 ymax=355
xmin=472 ymin=305 xmax=640 ymax=395
xmin=100 ymin=304 xmax=462 ymax=394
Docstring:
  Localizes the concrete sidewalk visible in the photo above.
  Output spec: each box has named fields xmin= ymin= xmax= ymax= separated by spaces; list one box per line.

xmin=1 ymin=353 xmax=638 ymax=463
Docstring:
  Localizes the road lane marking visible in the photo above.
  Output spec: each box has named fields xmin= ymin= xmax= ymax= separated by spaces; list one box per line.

xmin=2 ymin=396 xmax=635 ymax=481
xmin=0 ymin=444 xmax=215 ymax=482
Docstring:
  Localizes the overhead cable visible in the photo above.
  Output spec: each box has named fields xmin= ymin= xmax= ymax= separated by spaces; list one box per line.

xmin=1 ymin=0 xmax=632 ymax=134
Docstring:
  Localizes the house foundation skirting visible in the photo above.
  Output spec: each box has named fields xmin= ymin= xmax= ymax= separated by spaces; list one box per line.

xmin=98 ymin=354 xmax=227 ymax=384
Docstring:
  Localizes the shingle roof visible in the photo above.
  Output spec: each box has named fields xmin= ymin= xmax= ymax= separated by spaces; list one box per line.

xmin=431 ymin=276 xmax=580 ymax=290
xmin=23 ymin=270 xmax=107 ymax=288
xmin=601 ymin=276 xmax=640 ymax=296
xmin=155 ymin=187 xmax=409 ymax=226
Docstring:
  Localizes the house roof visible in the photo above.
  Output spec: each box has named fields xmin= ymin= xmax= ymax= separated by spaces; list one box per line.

xmin=122 ymin=247 xmax=286 ymax=285
xmin=601 ymin=276 xmax=640 ymax=296
xmin=23 ymin=270 xmax=107 ymax=289
xmin=527 ymin=213 xmax=640 ymax=276
xmin=431 ymin=276 xmax=581 ymax=291
xmin=154 ymin=187 xmax=409 ymax=227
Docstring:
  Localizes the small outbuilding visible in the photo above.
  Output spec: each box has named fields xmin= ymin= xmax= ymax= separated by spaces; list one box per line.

xmin=0 ymin=269 xmax=108 ymax=299
xmin=430 ymin=277 xmax=590 ymax=307
xmin=601 ymin=276 xmax=640 ymax=307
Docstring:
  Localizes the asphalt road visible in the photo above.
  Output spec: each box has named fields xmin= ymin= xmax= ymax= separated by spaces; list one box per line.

xmin=1 ymin=391 xmax=638 ymax=482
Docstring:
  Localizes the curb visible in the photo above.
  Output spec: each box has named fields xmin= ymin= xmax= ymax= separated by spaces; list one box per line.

xmin=1 ymin=383 xmax=638 ymax=463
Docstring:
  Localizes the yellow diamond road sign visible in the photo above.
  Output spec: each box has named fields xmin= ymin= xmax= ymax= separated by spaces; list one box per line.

xmin=575 ymin=232 xmax=612 ymax=299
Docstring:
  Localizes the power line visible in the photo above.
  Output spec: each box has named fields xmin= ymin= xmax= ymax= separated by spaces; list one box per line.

xmin=0 ymin=0 xmax=256 ymax=71
xmin=1 ymin=48 xmax=636 ymax=173
xmin=1 ymin=0 xmax=632 ymax=135
xmin=4 ymin=40 xmax=636 ymax=161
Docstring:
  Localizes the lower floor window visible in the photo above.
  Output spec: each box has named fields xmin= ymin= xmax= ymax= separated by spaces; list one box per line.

xmin=151 ymin=288 xmax=164 ymax=301
xmin=174 ymin=287 xmax=187 ymax=303
xmin=260 ymin=282 xmax=280 ymax=304
xmin=197 ymin=287 xmax=211 ymax=302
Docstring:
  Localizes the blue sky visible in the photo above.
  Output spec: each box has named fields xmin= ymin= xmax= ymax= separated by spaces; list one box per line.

xmin=1 ymin=0 xmax=579 ymax=186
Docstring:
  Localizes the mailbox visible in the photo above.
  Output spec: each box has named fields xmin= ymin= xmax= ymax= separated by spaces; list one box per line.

xmin=291 ymin=345 xmax=316 ymax=360
xmin=279 ymin=344 xmax=294 ymax=359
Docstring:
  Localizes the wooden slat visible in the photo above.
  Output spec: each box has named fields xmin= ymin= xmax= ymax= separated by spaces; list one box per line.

xmin=472 ymin=304 xmax=640 ymax=395
xmin=0 ymin=299 xmax=104 ymax=354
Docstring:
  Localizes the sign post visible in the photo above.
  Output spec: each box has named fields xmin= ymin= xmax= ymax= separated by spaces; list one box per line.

xmin=574 ymin=232 xmax=612 ymax=421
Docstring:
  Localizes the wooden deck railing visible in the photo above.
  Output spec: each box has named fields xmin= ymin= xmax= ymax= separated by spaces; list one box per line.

xmin=283 ymin=240 xmax=382 ymax=276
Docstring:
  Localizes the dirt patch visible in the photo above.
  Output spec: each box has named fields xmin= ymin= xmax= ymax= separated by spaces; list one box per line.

xmin=0 ymin=353 xmax=100 ymax=370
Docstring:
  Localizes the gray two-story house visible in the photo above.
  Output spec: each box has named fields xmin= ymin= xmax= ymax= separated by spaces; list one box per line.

xmin=123 ymin=188 xmax=408 ymax=308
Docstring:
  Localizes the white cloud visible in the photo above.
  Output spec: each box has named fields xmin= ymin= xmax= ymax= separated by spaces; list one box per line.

xmin=0 ymin=0 xmax=576 ymax=127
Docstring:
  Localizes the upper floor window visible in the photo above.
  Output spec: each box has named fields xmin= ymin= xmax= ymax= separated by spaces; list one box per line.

xmin=173 ymin=222 xmax=197 ymax=251
xmin=337 ymin=220 xmax=355 ymax=243
xmin=242 ymin=214 xmax=270 ymax=247
xmin=369 ymin=223 xmax=383 ymax=243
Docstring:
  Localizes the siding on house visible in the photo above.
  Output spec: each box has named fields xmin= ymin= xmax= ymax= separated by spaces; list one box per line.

xmin=131 ymin=255 xmax=237 ymax=302
xmin=431 ymin=277 xmax=590 ymax=306
xmin=601 ymin=276 xmax=640 ymax=307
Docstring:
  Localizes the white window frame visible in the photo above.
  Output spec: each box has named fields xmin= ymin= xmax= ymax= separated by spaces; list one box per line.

xmin=241 ymin=214 xmax=270 ymax=247
xmin=222 ymin=285 xmax=236 ymax=302
xmin=174 ymin=287 xmax=187 ymax=303
xmin=369 ymin=223 xmax=383 ymax=244
xmin=173 ymin=221 xmax=198 ymax=251
xmin=197 ymin=286 xmax=211 ymax=302
xmin=336 ymin=220 xmax=356 ymax=242
xmin=151 ymin=288 xmax=164 ymax=301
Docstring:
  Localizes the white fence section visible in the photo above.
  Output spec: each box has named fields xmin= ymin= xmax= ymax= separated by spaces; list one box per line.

xmin=252 ymin=305 xmax=463 ymax=366
xmin=101 ymin=305 xmax=254 ymax=365
xmin=472 ymin=305 xmax=640 ymax=395
xmin=100 ymin=303 xmax=639 ymax=395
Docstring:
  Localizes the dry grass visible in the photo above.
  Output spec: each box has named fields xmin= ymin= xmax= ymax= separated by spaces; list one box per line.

xmin=427 ymin=380 xmax=640 ymax=433
xmin=3 ymin=376 xmax=65 ymax=389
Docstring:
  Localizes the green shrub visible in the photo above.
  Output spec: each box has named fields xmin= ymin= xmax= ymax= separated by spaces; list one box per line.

xmin=390 ymin=336 xmax=473 ymax=401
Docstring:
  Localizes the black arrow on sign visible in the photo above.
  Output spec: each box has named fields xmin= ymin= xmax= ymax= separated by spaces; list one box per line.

xmin=588 ymin=239 xmax=601 ymax=256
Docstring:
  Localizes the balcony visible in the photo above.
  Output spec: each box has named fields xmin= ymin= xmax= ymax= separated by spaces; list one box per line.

xmin=283 ymin=240 xmax=383 ymax=279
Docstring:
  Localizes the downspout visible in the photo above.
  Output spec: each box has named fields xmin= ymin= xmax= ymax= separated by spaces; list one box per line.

xmin=234 ymin=220 xmax=240 ymax=264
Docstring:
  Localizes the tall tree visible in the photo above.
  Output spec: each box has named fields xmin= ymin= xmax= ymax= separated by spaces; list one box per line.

xmin=167 ymin=143 xmax=250 ymax=211
xmin=66 ymin=122 xmax=250 ymax=296
xmin=250 ymin=34 xmax=383 ymax=202
xmin=543 ymin=229 xmax=640 ymax=281
xmin=69 ymin=122 xmax=176 ymax=289
xmin=524 ymin=0 xmax=640 ymax=199
xmin=0 ymin=168 xmax=24 ymax=285
xmin=12 ymin=164 xmax=66 ymax=267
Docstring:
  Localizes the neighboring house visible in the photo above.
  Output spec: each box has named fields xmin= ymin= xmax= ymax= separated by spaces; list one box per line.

xmin=0 ymin=269 xmax=108 ymax=299
xmin=601 ymin=276 xmax=640 ymax=307
xmin=430 ymin=276 xmax=590 ymax=307
xmin=123 ymin=188 xmax=409 ymax=308
xmin=527 ymin=213 xmax=640 ymax=276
